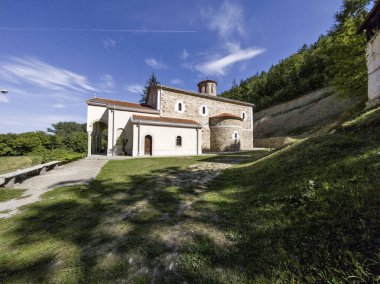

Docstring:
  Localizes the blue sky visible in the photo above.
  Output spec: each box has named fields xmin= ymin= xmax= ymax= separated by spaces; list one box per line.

xmin=0 ymin=0 xmax=343 ymax=133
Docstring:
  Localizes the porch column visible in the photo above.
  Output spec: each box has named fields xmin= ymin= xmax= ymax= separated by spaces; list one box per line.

xmin=87 ymin=131 xmax=92 ymax=156
xmin=107 ymin=108 xmax=115 ymax=156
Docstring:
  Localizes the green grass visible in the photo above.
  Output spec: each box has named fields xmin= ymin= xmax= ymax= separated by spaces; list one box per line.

xmin=0 ymin=109 xmax=378 ymax=283
xmin=0 ymin=188 xmax=27 ymax=202
xmin=0 ymin=156 xmax=43 ymax=174
xmin=0 ymin=151 xmax=85 ymax=175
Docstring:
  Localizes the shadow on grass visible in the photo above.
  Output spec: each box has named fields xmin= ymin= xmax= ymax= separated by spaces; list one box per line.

xmin=0 ymin=137 xmax=379 ymax=283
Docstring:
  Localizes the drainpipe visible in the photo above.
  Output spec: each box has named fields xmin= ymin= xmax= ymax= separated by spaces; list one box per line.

xmin=137 ymin=120 xmax=141 ymax=156
xmin=196 ymin=127 xmax=199 ymax=155
xmin=112 ymin=106 xmax=115 ymax=156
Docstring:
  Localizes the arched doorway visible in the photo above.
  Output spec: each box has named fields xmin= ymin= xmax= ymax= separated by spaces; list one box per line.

xmin=92 ymin=121 xmax=108 ymax=155
xmin=144 ymin=135 xmax=152 ymax=156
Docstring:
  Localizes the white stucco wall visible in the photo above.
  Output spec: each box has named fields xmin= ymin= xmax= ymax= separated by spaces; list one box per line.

xmin=87 ymin=105 xmax=108 ymax=133
xmin=367 ymin=31 xmax=380 ymax=102
xmin=132 ymin=124 xmax=201 ymax=157
xmin=87 ymin=104 xmax=161 ymax=156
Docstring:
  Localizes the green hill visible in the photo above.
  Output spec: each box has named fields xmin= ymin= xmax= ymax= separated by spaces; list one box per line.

xmin=220 ymin=0 xmax=370 ymax=111
xmin=196 ymin=106 xmax=380 ymax=282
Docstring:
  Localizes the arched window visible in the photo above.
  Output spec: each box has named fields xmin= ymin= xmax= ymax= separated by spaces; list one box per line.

xmin=199 ymin=105 xmax=208 ymax=116
xmin=241 ymin=111 xmax=247 ymax=121
xmin=176 ymin=136 xmax=182 ymax=147
xmin=232 ymin=131 xmax=240 ymax=140
xmin=176 ymin=101 xmax=185 ymax=113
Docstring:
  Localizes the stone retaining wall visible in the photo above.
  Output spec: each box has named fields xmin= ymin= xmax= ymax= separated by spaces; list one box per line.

xmin=253 ymin=87 xmax=361 ymax=138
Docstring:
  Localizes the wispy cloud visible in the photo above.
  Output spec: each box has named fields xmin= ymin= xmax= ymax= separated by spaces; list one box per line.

xmin=52 ymin=103 xmax=66 ymax=109
xmin=0 ymin=94 xmax=9 ymax=103
xmin=170 ymin=78 xmax=183 ymax=85
xmin=99 ymin=74 xmax=115 ymax=92
xmin=0 ymin=57 xmax=97 ymax=93
xmin=126 ymin=84 xmax=144 ymax=94
xmin=102 ymin=38 xmax=116 ymax=50
xmin=203 ymin=0 xmax=244 ymax=40
xmin=0 ymin=114 xmax=86 ymax=133
xmin=195 ymin=46 xmax=265 ymax=76
xmin=145 ymin=58 xmax=168 ymax=69
xmin=0 ymin=27 xmax=197 ymax=33
xmin=181 ymin=49 xmax=189 ymax=60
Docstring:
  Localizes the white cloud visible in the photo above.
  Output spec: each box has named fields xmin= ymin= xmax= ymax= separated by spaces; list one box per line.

xmin=181 ymin=49 xmax=189 ymax=60
xmin=0 ymin=57 xmax=97 ymax=93
xmin=102 ymin=38 xmax=116 ymax=50
xmin=195 ymin=46 xmax=265 ymax=76
xmin=170 ymin=78 xmax=183 ymax=85
xmin=126 ymin=84 xmax=144 ymax=94
xmin=52 ymin=103 xmax=66 ymax=108
xmin=145 ymin=58 xmax=168 ymax=69
xmin=0 ymin=94 xmax=9 ymax=103
xmin=203 ymin=0 xmax=244 ymax=39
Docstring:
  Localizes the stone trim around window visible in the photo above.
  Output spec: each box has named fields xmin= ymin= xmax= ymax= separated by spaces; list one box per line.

xmin=175 ymin=101 xmax=186 ymax=113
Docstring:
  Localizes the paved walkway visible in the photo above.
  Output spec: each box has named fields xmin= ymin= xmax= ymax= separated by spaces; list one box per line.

xmin=0 ymin=159 xmax=107 ymax=219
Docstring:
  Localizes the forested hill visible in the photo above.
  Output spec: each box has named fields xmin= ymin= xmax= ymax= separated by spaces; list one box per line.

xmin=220 ymin=0 xmax=371 ymax=111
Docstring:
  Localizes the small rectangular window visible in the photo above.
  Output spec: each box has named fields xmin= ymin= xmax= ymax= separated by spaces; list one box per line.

xmin=176 ymin=136 xmax=182 ymax=147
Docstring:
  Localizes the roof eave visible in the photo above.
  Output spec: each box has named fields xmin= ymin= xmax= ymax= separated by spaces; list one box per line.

xmin=358 ymin=1 xmax=380 ymax=34
xmin=131 ymin=117 xmax=201 ymax=129
xmin=87 ymin=100 xmax=160 ymax=114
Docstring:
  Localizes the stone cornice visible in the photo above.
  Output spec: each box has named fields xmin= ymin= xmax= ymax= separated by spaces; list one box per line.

xmin=154 ymin=85 xmax=255 ymax=108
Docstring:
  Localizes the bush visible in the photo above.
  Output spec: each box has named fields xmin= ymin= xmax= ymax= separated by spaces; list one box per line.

xmin=0 ymin=121 xmax=88 ymax=158
xmin=28 ymin=148 xmax=85 ymax=163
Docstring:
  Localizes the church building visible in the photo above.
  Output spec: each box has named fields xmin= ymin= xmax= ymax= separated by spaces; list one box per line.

xmin=86 ymin=80 xmax=255 ymax=156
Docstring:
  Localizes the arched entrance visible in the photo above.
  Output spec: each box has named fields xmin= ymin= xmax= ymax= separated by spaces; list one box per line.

xmin=92 ymin=121 xmax=108 ymax=155
xmin=144 ymin=135 xmax=152 ymax=156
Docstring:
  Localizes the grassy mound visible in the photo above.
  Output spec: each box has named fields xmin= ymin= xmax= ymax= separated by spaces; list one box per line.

xmin=189 ymin=107 xmax=380 ymax=282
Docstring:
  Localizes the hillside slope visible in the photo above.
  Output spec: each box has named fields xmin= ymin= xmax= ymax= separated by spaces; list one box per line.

xmin=193 ymin=106 xmax=380 ymax=282
xmin=220 ymin=0 xmax=369 ymax=112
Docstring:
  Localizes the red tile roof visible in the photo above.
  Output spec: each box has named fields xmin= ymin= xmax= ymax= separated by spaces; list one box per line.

xmin=210 ymin=113 xmax=243 ymax=120
xmin=132 ymin=115 xmax=199 ymax=126
xmin=88 ymin=97 xmax=155 ymax=111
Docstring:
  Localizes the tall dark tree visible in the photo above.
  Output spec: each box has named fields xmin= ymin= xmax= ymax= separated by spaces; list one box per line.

xmin=140 ymin=73 xmax=160 ymax=104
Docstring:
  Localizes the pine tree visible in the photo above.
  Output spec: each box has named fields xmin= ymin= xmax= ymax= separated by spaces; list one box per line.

xmin=140 ymin=73 xmax=160 ymax=104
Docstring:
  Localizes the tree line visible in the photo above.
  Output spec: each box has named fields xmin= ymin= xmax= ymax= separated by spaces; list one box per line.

xmin=0 ymin=122 xmax=87 ymax=160
xmin=220 ymin=0 xmax=372 ymax=111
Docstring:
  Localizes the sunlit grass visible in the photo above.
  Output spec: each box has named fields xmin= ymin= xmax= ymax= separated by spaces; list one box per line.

xmin=0 ymin=113 xmax=378 ymax=283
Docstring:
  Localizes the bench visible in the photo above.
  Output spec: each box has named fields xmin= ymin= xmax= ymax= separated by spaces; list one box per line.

xmin=0 ymin=161 xmax=60 ymax=188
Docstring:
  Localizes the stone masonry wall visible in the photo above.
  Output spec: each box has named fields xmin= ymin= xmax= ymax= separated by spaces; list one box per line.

xmin=366 ymin=31 xmax=380 ymax=107
xmin=253 ymin=87 xmax=361 ymax=138
xmin=160 ymin=89 xmax=253 ymax=151
xmin=210 ymin=118 xmax=243 ymax=152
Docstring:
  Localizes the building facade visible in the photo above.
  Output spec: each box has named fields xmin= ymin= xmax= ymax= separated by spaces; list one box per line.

xmin=359 ymin=0 xmax=380 ymax=108
xmin=86 ymin=80 xmax=255 ymax=157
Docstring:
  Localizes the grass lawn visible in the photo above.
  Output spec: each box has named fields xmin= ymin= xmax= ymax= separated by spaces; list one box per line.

xmin=0 ymin=108 xmax=379 ymax=283
xmin=0 ymin=156 xmax=43 ymax=175
xmin=0 ymin=188 xmax=27 ymax=202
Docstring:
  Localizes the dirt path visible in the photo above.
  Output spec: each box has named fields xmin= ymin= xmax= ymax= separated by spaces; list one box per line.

xmin=146 ymin=156 xmax=248 ymax=281
xmin=0 ymin=159 xmax=107 ymax=218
